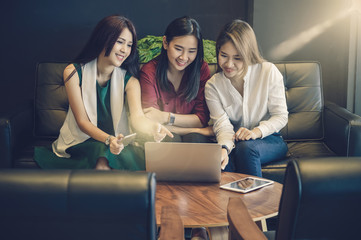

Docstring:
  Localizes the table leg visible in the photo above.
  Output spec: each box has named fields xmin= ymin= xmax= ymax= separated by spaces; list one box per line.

xmin=255 ymin=219 xmax=268 ymax=232
xmin=207 ymin=226 xmax=228 ymax=240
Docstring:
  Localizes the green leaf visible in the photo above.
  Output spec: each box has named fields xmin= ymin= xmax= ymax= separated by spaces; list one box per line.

xmin=137 ymin=35 xmax=217 ymax=64
xmin=203 ymin=39 xmax=216 ymax=64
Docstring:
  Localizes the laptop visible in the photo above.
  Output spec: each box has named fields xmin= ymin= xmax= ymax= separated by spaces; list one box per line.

xmin=145 ymin=142 xmax=222 ymax=183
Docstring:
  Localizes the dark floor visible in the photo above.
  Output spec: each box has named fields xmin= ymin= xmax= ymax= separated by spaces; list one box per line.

xmin=185 ymin=228 xmax=192 ymax=239
xmin=266 ymin=216 xmax=278 ymax=231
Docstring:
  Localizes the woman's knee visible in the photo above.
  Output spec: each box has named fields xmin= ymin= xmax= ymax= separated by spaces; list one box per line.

xmin=232 ymin=141 xmax=262 ymax=175
xmin=234 ymin=140 xmax=259 ymax=157
xmin=95 ymin=157 xmax=111 ymax=170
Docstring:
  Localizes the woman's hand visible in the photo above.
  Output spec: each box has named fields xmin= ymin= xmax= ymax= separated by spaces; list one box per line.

xmin=109 ymin=134 xmax=125 ymax=155
xmin=153 ymin=123 xmax=174 ymax=142
xmin=221 ymin=148 xmax=229 ymax=170
xmin=143 ymin=107 xmax=168 ymax=124
xmin=234 ymin=127 xmax=262 ymax=141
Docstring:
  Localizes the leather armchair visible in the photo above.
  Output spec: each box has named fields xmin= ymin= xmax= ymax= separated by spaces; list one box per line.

xmin=262 ymin=62 xmax=361 ymax=182
xmin=0 ymin=169 xmax=183 ymax=240
xmin=1 ymin=61 xmax=361 ymax=183
xmin=227 ymin=157 xmax=361 ymax=240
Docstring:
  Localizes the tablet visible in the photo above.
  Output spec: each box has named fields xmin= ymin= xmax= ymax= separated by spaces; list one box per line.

xmin=220 ymin=177 xmax=274 ymax=193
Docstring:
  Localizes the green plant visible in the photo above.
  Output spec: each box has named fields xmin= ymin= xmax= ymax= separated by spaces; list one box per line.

xmin=137 ymin=35 xmax=163 ymax=64
xmin=137 ymin=35 xmax=217 ymax=64
xmin=202 ymin=39 xmax=216 ymax=64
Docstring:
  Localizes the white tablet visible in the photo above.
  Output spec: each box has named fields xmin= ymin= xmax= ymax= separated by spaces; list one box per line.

xmin=220 ymin=177 xmax=274 ymax=193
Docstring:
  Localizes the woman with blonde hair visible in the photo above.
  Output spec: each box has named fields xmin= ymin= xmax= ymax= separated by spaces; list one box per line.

xmin=205 ymin=19 xmax=288 ymax=177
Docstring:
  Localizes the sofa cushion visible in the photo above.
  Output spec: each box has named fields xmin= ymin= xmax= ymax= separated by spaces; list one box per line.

xmin=275 ymin=62 xmax=323 ymax=141
xmin=35 ymin=62 xmax=68 ymax=137
xmin=12 ymin=138 xmax=55 ymax=168
xmin=262 ymin=141 xmax=336 ymax=183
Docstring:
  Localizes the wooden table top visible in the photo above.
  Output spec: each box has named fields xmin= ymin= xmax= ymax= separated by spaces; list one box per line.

xmin=155 ymin=172 xmax=282 ymax=228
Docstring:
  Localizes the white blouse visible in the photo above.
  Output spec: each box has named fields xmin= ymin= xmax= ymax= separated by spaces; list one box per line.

xmin=205 ymin=62 xmax=288 ymax=153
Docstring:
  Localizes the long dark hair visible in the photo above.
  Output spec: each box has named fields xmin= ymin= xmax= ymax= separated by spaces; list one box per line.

xmin=74 ymin=15 xmax=139 ymax=78
xmin=156 ymin=16 xmax=204 ymax=102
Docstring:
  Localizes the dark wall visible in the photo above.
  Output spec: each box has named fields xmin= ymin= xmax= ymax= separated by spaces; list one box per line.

xmin=253 ymin=0 xmax=352 ymax=108
xmin=0 ymin=0 xmax=251 ymax=109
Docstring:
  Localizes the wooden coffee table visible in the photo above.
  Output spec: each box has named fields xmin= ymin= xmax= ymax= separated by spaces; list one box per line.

xmin=155 ymin=172 xmax=282 ymax=240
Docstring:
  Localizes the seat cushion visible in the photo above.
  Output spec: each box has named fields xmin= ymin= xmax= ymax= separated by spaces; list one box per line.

xmin=262 ymin=141 xmax=336 ymax=182
xmin=13 ymin=138 xmax=55 ymax=168
xmin=286 ymin=141 xmax=336 ymax=159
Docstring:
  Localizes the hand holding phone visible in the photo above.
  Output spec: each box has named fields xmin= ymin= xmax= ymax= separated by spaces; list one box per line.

xmin=118 ymin=133 xmax=137 ymax=146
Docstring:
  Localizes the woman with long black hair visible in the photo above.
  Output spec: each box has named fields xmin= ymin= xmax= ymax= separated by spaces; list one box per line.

xmin=140 ymin=16 xmax=213 ymax=143
xmin=35 ymin=15 xmax=172 ymax=170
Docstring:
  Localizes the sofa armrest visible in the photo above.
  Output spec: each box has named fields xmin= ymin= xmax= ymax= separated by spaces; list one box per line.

xmin=227 ymin=197 xmax=267 ymax=240
xmin=0 ymin=101 xmax=33 ymax=168
xmin=159 ymin=206 xmax=184 ymax=240
xmin=324 ymin=101 xmax=361 ymax=156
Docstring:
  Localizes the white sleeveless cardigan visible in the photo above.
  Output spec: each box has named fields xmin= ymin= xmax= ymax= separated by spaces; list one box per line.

xmin=52 ymin=59 xmax=130 ymax=158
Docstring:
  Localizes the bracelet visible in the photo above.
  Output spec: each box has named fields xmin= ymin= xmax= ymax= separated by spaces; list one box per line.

xmin=168 ymin=112 xmax=175 ymax=126
xmin=105 ymin=135 xmax=112 ymax=146
xmin=221 ymin=145 xmax=230 ymax=154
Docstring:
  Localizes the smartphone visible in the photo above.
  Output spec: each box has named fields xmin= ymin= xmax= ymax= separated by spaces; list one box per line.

xmin=119 ymin=133 xmax=137 ymax=146
xmin=220 ymin=177 xmax=273 ymax=193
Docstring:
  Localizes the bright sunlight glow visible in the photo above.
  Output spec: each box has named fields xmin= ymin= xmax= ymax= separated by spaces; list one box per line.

xmin=269 ymin=0 xmax=360 ymax=59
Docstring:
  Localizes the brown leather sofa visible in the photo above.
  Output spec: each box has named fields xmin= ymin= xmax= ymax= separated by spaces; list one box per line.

xmin=1 ymin=61 xmax=361 ymax=182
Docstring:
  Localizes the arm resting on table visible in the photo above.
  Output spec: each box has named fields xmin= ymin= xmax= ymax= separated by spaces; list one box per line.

xmin=0 ymin=101 xmax=33 ymax=168
xmin=227 ymin=197 xmax=267 ymax=240
xmin=159 ymin=206 xmax=184 ymax=240
xmin=324 ymin=101 xmax=361 ymax=156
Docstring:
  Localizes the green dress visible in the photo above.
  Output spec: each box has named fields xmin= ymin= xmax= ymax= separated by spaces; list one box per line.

xmin=34 ymin=65 xmax=145 ymax=170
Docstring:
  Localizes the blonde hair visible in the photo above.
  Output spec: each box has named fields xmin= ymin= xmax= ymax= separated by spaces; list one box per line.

xmin=216 ymin=19 xmax=264 ymax=79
